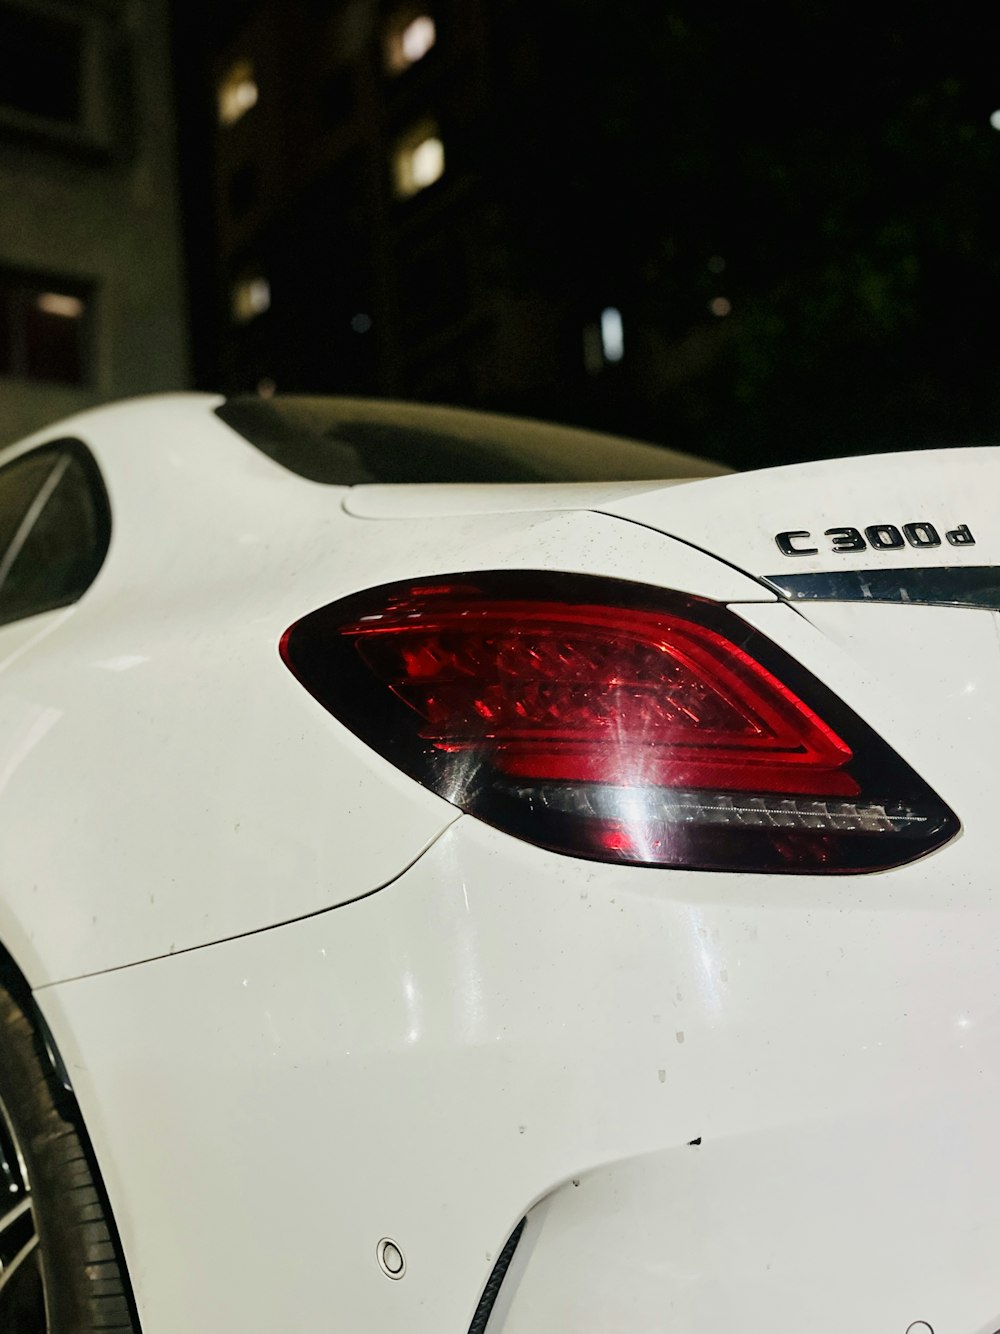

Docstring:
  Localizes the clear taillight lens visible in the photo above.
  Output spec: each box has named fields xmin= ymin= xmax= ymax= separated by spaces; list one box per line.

xmin=280 ymin=572 xmax=959 ymax=873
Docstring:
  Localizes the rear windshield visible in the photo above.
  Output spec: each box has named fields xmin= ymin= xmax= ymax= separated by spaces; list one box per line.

xmin=216 ymin=396 xmax=729 ymax=485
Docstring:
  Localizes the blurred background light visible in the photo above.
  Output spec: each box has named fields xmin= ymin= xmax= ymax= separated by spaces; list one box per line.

xmin=386 ymin=12 xmax=437 ymax=73
xmin=232 ymin=276 xmax=271 ymax=324
xmin=402 ymin=16 xmax=436 ymax=65
xmin=217 ymin=60 xmax=258 ymax=126
xmin=36 ymin=293 xmax=85 ymax=319
xmin=600 ymin=306 xmax=624 ymax=361
xmin=394 ymin=126 xmax=445 ymax=197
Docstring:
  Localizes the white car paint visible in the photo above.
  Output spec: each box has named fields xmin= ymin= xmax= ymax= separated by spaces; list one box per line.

xmin=598 ymin=443 xmax=998 ymax=573
xmin=0 ymin=394 xmax=993 ymax=1333
xmin=0 ymin=397 xmax=768 ymax=984
xmin=39 ymin=796 xmax=1000 ymax=1334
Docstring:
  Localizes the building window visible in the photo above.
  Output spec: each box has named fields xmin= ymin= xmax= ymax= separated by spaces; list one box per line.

xmin=218 ymin=59 xmax=258 ymax=127
xmin=0 ymin=5 xmax=83 ymax=125
xmin=583 ymin=306 xmax=625 ymax=374
xmin=232 ymin=275 xmax=271 ymax=324
xmin=0 ymin=270 xmax=91 ymax=385
xmin=600 ymin=306 xmax=625 ymax=361
xmin=384 ymin=11 xmax=436 ymax=75
xmin=393 ymin=121 xmax=445 ymax=198
xmin=0 ymin=2 xmax=118 ymax=154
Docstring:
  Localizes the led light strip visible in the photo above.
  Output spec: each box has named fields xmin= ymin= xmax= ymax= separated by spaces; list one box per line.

xmin=509 ymin=783 xmax=931 ymax=834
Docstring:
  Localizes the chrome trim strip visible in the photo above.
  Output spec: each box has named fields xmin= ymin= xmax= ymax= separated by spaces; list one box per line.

xmin=763 ymin=566 xmax=1000 ymax=609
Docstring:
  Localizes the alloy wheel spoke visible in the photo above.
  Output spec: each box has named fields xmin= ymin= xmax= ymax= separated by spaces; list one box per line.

xmin=0 ymin=1195 xmax=32 ymax=1244
xmin=0 ymin=1094 xmax=45 ymax=1330
xmin=0 ymin=1226 xmax=39 ymax=1296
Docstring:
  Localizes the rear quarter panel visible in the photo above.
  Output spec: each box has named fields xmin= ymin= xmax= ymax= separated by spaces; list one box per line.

xmin=0 ymin=398 xmax=770 ymax=983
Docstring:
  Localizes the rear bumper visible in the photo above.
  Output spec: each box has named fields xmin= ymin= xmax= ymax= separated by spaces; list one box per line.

xmin=503 ymin=1104 xmax=1000 ymax=1334
xmin=39 ymin=815 xmax=1000 ymax=1334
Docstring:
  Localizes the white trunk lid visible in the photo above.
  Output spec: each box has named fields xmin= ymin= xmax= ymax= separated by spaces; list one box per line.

xmin=598 ymin=446 xmax=999 ymax=595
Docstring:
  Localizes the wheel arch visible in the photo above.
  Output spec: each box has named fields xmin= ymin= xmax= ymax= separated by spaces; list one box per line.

xmin=0 ymin=936 xmax=143 ymax=1332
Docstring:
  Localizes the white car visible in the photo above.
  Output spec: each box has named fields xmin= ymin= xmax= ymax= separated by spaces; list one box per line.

xmin=0 ymin=393 xmax=991 ymax=1334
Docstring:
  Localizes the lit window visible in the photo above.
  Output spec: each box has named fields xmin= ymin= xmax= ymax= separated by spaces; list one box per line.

xmin=600 ymin=307 xmax=624 ymax=362
xmin=36 ymin=292 xmax=85 ymax=320
xmin=385 ymin=12 xmax=436 ymax=74
xmin=218 ymin=60 xmax=258 ymax=127
xmin=393 ymin=122 xmax=445 ymax=198
xmin=583 ymin=308 xmax=624 ymax=374
xmin=0 ymin=270 xmax=90 ymax=385
xmin=232 ymin=276 xmax=271 ymax=324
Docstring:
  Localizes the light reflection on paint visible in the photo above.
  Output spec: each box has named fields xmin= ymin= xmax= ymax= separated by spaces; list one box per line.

xmin=401 ymin=966 xmax=422 ymax=1044
xmin=455 ymin=879 xmax=486 ymax=1043
xmin=0 ymin=707 xmax=62 ymax=797
xmin=683 ymin=905 xmax=725 ymax=1018
xmin=96 ymin=654 xmax=149 ymax=672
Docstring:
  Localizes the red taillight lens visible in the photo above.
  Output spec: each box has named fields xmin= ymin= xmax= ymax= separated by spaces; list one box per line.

xmin=350 ymin=600 xmax=855 ymax=795
xmin=281 ymin=573 xmax=959 ymax=873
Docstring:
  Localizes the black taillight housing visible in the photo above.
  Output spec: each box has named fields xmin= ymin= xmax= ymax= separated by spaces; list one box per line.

xmin=280 ymin=572 xmax=959 ymax=873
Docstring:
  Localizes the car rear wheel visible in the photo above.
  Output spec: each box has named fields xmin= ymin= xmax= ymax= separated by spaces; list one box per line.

xmin=0 ymin=979 xmax=135 ymax=1333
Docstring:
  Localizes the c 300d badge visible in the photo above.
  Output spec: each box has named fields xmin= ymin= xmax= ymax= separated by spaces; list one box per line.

xmin=775 ymin=523 xmax=975 ymax=556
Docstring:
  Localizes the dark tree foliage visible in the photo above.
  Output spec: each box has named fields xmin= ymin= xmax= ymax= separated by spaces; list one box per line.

xmin=487 ymin=0 xmax=1000 ymax=466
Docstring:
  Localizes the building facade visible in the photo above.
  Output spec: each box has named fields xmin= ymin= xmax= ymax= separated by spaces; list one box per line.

xmin=0 ymin=0 xmax=188 ymax=446
xmin=191 ymin=0 xmax=636 ymax=430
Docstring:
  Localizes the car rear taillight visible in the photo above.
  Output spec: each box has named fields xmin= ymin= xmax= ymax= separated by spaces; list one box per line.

xmin=280 ymin=572 xmax=959 ymax=873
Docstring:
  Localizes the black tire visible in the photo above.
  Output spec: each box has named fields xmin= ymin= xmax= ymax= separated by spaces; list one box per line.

xmin=0 ymin=977 xmax=136 ymax=1333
